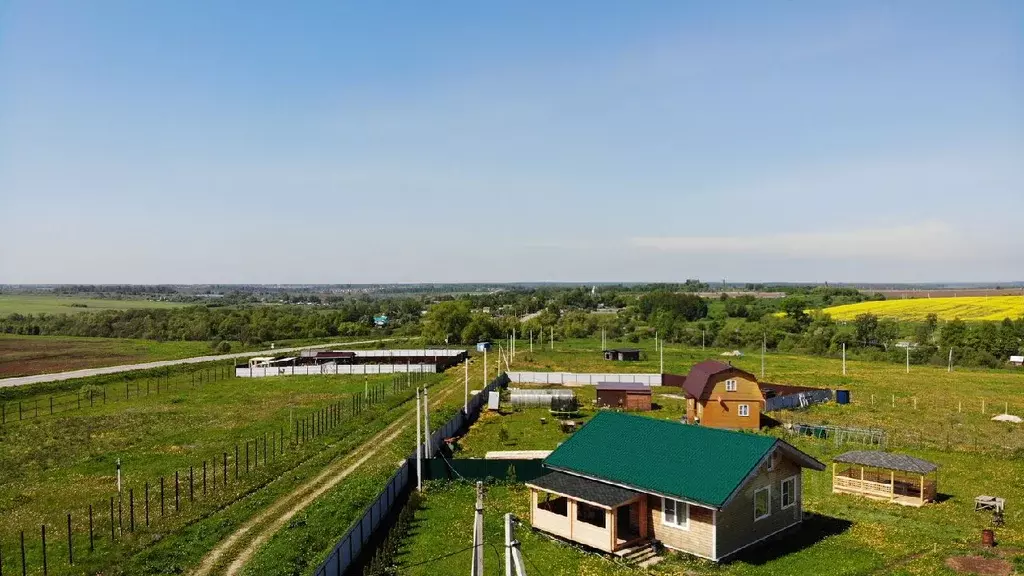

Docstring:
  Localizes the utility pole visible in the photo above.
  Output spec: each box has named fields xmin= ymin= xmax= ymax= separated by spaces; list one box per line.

xmin=464 ymin=358 xmax=469 ymax=414
xmin=948 ymin=347 xmax=953 ymax=372
xmin=423 ymin=388 xmax=431 ymax=458
xmin=505 ymin=514 xmax=528 ymax=576
xmin=761 ymin=334 xmax=766 ymax=379
xmin=415 ymin=388 xmax=422 ymax=491
xmin=659 ymin=339 xmax=664 ymax=374
xmin=906 ymin=346 xmax=910 ymax=374
xmin=471 ymin=481 xmax=484 ymax=576
xmin=842 ymin=342 xmax=846 ymax=376
xmin=505 ymin=512 xmax=513 ymax=576
xmin=484 ymin=347 xmax=488 ymax=384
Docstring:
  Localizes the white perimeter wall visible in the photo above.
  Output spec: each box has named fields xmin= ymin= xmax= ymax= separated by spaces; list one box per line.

xmin=238 ymin=364 xmax=439 ymax=378
xmin=506 ymin=372 xmax=662 ymax=386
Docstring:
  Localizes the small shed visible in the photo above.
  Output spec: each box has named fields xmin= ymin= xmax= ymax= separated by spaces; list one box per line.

xmin=476 ymin=341 xmax=492 ymax=352
xmin=832 ymin=450 xmax=938 ymax=507
xmin=596 ymin=382 xmax=652 ymax=411
xmin=1010 ymin=355 xmax=1023 ymax=367
xmin=603 ymin=348 xmax=641 ymax=361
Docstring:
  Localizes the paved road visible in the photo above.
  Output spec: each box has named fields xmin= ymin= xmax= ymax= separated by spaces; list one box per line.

xmin=0 ymin=338 xmax=406 ymax=390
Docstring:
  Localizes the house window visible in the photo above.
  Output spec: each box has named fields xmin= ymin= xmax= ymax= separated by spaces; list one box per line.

xmin=781 ymin=476 xmax=798 ymax=509
xmin=538 ymin=493 xmax=568 ymax=517
xmin=661 ymin=498 xmax=690 ymax=530
xmin=576 ymin=502 xmax=606 ymax=528
xmin=754 ymin=486 xmax=771 ymax=521
xmin=738 ymin=404 xmax=750 ymax=417
xmin=725 ymin=379 xmax=737 ymax=392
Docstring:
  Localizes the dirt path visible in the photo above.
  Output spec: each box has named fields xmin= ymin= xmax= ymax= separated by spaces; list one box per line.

xmin=193 ymin=383 xmax=454 ymax=576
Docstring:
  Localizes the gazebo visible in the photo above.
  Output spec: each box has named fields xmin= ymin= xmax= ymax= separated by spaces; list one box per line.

xmin=832 ymin=451 xmax=938 ymax=507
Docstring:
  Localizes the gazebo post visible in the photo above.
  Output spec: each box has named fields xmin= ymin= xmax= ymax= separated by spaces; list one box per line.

xmin=920 ymin=475 xmax=925 ymax=503
xmin=890 ymin=470 xmax=895 ymax=501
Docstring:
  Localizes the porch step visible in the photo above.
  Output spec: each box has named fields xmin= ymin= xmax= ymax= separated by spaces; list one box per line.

xmin=619 ymin=541 xmax=661 ymax=567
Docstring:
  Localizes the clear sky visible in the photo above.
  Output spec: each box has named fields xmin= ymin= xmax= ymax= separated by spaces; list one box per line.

xmin=1 ymin=1 xmax=1021 ymax=284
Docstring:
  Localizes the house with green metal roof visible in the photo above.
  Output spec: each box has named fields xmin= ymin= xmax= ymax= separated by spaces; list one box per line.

xmin=525 ymin=411 xmax=825 ymax=563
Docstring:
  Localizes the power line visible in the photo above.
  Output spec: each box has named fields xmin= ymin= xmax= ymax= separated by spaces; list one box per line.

xmin=401 ymin=543 xmax=476 ymax=568
xmin=521 ymin=550 xmax=549 ymax=576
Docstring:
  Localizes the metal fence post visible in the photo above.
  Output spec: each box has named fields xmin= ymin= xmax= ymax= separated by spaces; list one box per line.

xmin=66 ymin=515 xmax=72 ymax=566
xmin=40 ymin=526 xmax=46 ymax=576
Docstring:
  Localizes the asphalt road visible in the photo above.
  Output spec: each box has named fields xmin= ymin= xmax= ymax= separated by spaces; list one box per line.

xmin=0 ymin=338 xmax=404 ymax=390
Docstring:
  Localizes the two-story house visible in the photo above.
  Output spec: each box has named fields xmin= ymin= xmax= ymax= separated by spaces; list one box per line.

xmin=679 ymin=360 xmax=766 ymax=430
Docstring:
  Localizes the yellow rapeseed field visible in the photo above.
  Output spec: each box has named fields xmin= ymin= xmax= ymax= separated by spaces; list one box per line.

xmin=820 ymin=295 xmax=1024 ymax=321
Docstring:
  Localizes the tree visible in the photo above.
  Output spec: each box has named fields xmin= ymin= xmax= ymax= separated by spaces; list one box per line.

xmin=853 ymin=314 xmax=879 ymax=347
xmin=780 ymin=297 xmax=810 ymax=329
xmin=422 ymin=300 xmax=472 ymax=344
xmin=875 ymin=319 xmax=899 ymax=350
xmin=638 ymin=292 xmax=707 ymax=322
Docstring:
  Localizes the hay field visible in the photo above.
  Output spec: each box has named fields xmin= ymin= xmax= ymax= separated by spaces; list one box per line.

xmin=820 ymin=295 xmax=1024 ymax=321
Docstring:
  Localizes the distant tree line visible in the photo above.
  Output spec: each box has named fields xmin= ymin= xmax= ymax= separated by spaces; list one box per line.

xmin=3 ymin=284 xmax=1022 ymax=368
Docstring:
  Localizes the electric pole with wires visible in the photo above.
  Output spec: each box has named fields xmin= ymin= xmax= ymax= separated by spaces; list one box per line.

xmin=505 ymin=513 xmax=528 ymax=576
xmin=471 ymin=481 xmax=484 ymax=576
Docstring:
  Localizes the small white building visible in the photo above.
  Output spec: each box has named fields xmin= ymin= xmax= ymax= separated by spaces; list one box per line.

xmin=1010 ymin=355 xmax=1024 ymax=367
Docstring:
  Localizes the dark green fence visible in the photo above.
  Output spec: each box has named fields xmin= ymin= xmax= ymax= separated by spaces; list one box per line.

xmin=425 ymin=458 xmax=547 ymax=482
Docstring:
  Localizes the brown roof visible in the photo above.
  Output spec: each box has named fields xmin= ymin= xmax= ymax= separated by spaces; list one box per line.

xmin=682 ymin=360 xmax=756 ymax=399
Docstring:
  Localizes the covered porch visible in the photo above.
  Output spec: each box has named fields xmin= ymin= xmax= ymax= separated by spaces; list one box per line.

xmin=526 ymin=471 xmax=648 ymax=553
xmin=832 ymin=450 xmax=938 ymax=507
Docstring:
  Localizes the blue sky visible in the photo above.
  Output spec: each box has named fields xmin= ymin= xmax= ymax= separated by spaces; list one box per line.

xmin=1 ymin=1 xmax=1021 ymax=283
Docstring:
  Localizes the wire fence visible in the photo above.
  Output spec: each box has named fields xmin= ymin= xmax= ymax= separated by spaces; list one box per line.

xmin=781 ymin=392 xmax=1024 ymax=455
xmin=0 ymin=362 xmax=235 ymax=426
xmin=0 ymin=371 xmax=437 ymax=576
xmin=313 ymin=372 xmax=510 ymax=576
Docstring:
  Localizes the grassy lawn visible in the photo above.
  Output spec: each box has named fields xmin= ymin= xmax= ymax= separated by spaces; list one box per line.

xmin=0 ymin=295 xmax=186 ymax=316
xmin=508 ymin=339 xmax=1024 ymax=454
xmin=240 ymin=385 xmax=469 ymax=576
xmin=0 ymin=367 xmax=429 ymax=575
xmin=394 ymin=339 xmax=1024 ymax=576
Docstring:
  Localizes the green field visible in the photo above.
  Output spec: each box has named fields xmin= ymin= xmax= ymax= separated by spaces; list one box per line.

xmin=393 ymin=339 xmax=1024 ymax=576
xmin=0 ymin=295 xmax=186 ymax=316
xmin=0 ymin=363 xmax=441 ymax=575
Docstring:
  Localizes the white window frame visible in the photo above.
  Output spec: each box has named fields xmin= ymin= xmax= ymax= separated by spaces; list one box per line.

xmin=753 ymin=486 xmax=771 ymax=521
xmin=781 ymin=475 xmax=798 ymax=509
xmin=725 ymin=379 xmax=737 ymax=392
xmin=738 ymin=404 xmax=750 ymax=417
xmin=661 ymin=497 xmax=690 ymax=530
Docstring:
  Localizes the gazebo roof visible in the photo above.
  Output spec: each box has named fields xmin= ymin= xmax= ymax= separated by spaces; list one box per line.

xmin=833 ymin=451 xmax=938 ymax=474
